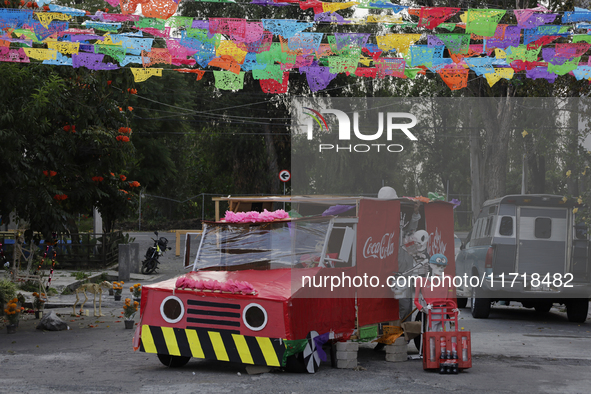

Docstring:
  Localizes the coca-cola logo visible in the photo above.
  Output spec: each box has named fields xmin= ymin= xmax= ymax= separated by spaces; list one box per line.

xmin=363 ymin=232 xmax=396 ymax=259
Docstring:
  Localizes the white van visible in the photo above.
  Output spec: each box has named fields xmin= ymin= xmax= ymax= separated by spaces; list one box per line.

xmin=455 ymin=194 xmax=591 ymax=322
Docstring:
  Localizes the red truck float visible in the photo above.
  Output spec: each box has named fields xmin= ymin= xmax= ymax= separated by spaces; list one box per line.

xmin=135 ymin=196 xmax=457 ymax=372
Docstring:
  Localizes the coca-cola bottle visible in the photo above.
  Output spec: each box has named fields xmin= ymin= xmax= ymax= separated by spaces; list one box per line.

xmin=451 ymin=339 xmax=459 ymax=374
xmin=439 ymin=337 xmax=447 ymax=374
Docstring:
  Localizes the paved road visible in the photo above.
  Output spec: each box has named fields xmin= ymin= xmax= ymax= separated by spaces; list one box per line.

xmin=2 ymin=232 xmax=590 ymax=393
xmin=2 ymin=301 xmax=590 ymax=393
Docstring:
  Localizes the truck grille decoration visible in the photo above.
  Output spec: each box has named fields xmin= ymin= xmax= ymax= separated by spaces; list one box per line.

xmin=175 ymin=277 xmax=256 ymax=295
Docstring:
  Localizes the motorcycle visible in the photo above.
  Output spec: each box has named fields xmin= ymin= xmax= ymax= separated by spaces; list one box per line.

xmin=141 ymin=231 xmax=171 ymax=274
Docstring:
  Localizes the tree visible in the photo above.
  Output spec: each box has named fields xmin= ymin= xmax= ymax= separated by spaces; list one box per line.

xmin=0 ymin=63 xmax=139 ymax=236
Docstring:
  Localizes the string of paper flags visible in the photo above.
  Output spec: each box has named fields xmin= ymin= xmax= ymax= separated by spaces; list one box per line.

xmin=3 ymin=2 xmax=591 ymax=92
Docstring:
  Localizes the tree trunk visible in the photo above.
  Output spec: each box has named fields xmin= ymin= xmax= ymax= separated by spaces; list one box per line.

xmin=264 ymin=124 xmax=280 ymax=195
xmin=469 ymin=106 xmax=484 ymax=223
xmin=479 ymin=89 xmax=515 ymax=200
xmin=566 ymin=100 xmax=580 ymax=197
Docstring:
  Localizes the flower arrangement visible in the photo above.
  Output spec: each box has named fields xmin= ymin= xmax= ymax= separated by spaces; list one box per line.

xmin=4 ymin=298 xmax=23 ymax=325
xmin=175 ymin=277 xmax=256 ymax=295
xmin=223 ymin=209 xmax=289 ymax=223
xmin=32 ymin=292 xmax=46 ymax=310
xmin=130 ymin=283 xmax=141 ymax=299
xmin=113 ymin=281 xmax=123 ymax=297
xmin=122 ymin=298 xmax=139 ymax=320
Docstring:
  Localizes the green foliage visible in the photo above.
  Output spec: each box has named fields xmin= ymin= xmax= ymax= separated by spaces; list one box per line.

xmin=18 ymin=280 xmax=40 ymax=292
xmin=0 ymin=63 xmax=140 ymax=236
xmin=0 ymin=278 xmax=18 ymax=306
xmin=121 ymin=233 xmax=136 ymax=244
xmin=70 ymin=271 xmax=90 ymax=281
xmin=46 ymin=287 xmax=59 ymax=296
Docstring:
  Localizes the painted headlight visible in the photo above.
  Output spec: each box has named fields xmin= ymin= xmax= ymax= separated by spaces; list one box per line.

xmin=242 ymin=303 xmax=267 ymax=331
xmin=160 ymin=296 xmax=184 ymax=324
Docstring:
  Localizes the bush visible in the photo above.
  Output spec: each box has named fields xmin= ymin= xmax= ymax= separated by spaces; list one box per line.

xmin=0 ymin=278 xmax=18 ymax=306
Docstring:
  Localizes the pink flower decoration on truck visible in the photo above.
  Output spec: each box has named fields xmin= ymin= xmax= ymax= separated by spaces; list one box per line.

xmin=175 ymin=276 xmax=256 ymax=294
xmin=223 ymin=209 xmax=289 ymax=223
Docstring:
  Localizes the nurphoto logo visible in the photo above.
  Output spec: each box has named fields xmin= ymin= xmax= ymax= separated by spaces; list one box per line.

xmin=301 ymin=107 xmax=418 ymax=153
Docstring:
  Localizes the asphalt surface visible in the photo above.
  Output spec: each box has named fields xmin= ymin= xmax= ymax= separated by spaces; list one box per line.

xmin=1 ymin=231 xmax=590 ymax=393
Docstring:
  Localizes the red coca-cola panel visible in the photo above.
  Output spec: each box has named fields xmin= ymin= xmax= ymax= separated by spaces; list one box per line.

xmin=356 ymin=199 xmax=400 ymax=326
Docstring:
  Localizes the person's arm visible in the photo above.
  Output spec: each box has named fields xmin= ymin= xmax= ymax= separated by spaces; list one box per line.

xmin=404 ymin=201 xmax=421 ymax=233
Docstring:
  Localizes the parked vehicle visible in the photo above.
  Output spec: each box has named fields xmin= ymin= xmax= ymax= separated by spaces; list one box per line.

xmin=135 ymin=196 xmax=457 ymax=372
xmin=455 ymin=194 xmax=591 ymax=322
xmin=454 ymin=234 xmax=462 ymax=258
xmin=141 ymin=231 xmax=171 ymax=274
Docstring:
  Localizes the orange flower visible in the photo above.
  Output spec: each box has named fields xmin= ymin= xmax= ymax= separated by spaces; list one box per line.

xmin=120 ymin=175 xmax=127 ymax=181
xmin=128 ymin=106 xmax=133 ymax=111
xmin=49 ymin=170 xmax=57 ymax=177
xmin=43 ymin=170 xmax=48 ymax=176
xmin=107 ymin=80 xmax=112 ymax=85
xmin=63 ymin=125 xmax=70 ymax=132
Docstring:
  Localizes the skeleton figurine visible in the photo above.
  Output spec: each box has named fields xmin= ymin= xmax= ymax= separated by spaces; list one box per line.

xmin=72 ymin=281 xmax=112 ymax=317
xmin=414 ymin=254 xmax=457 ymax=332
xmin=405 ymin=229 xmax=430 ymax=276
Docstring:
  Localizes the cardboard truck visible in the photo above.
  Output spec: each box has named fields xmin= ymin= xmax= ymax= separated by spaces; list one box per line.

xmin=135 ymin=196 xmax=456 ymax=371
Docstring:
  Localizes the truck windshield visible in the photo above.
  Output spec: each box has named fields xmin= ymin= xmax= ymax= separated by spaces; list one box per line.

xmin=194 ymin=217 xmax=332 ymax=271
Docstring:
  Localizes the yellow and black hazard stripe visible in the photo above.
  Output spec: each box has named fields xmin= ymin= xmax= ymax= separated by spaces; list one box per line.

xmin=140 ymin=325 xmax=286 ymax=367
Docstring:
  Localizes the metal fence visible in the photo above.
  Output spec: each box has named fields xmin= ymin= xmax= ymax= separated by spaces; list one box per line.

xmin=56 ymin=231 xmax=123 ymax=270
xmin=1 ymin=231 xmax=123 ymax=271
